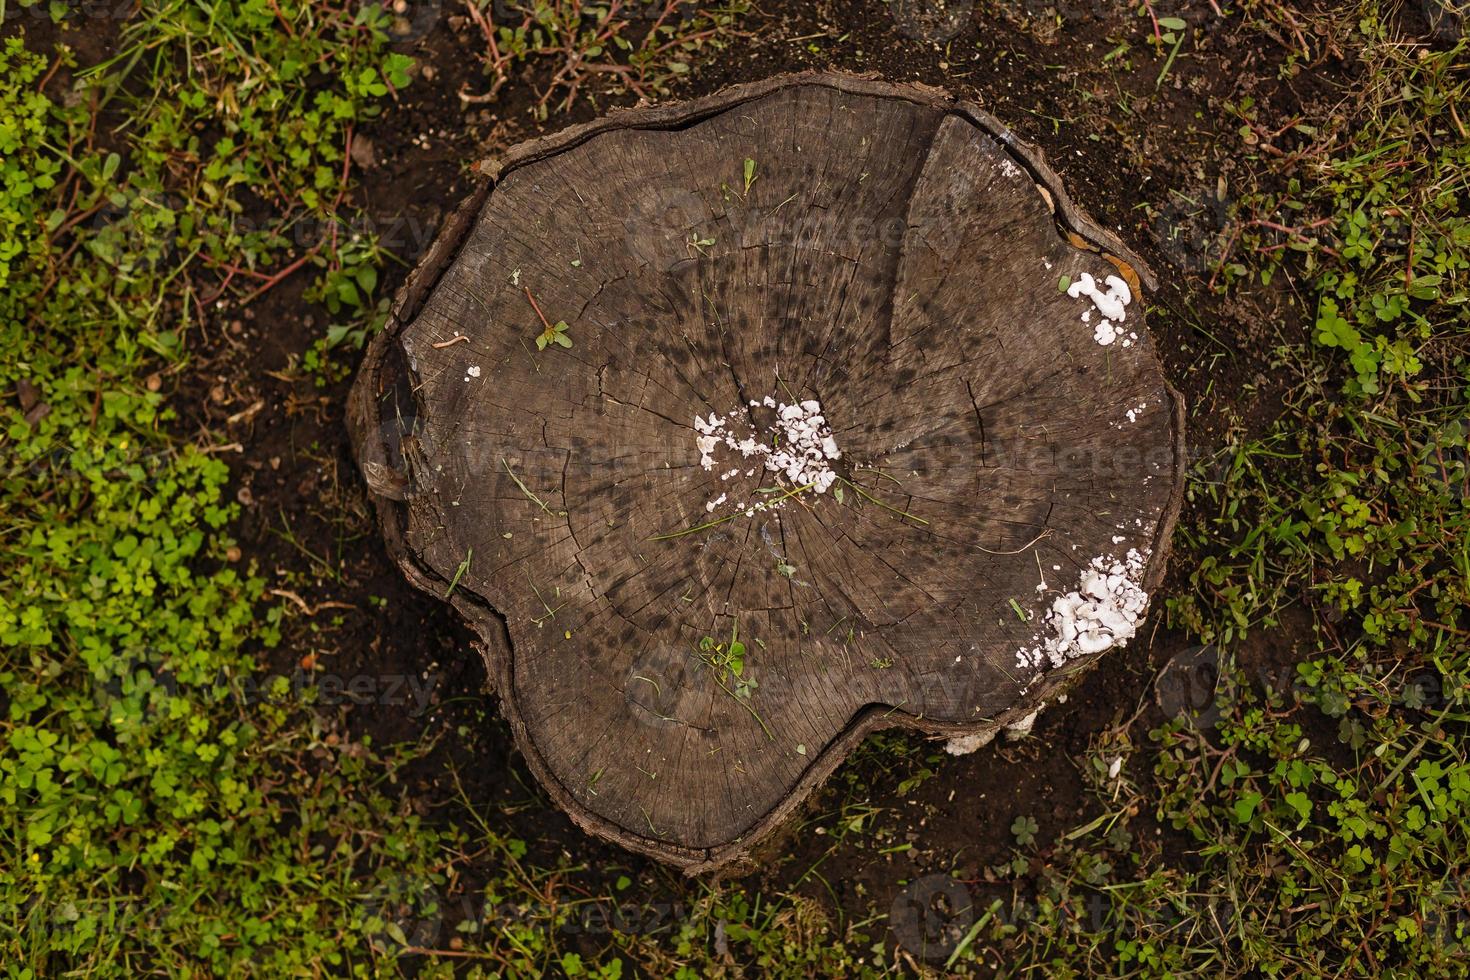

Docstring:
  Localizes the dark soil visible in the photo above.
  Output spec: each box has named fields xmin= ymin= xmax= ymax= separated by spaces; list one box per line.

xmin=31 ymin=0 xmax=1381 ymax=967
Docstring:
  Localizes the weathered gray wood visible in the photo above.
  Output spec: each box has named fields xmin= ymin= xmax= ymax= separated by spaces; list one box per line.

xmin=348 ymin=72 xmax=1185 ymax=873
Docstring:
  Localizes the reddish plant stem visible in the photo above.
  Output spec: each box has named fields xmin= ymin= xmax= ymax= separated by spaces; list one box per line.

xmin=265 ymin=0 xmax=297 ymax=37
xmin=524 ymin=286 xmax=554 ymax=331
xmin=199 ymin=254 xmax=275 ymax=281
xmin=36 ymin=54 xmax=64 ymax=93
xmin=1141 ymin=0 xmax=1162 ymax=44
xmin=236 ymin=244 xmax=323 ymax=306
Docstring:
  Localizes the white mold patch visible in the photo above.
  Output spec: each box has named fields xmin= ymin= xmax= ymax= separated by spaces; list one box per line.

xmin=1015 ymin=549 xmax=1151 ymax=671
xmin=1067 ymin=271 xmax=1134 ymax=346
xmin=692 ymin=396 xmax=844 ymax=516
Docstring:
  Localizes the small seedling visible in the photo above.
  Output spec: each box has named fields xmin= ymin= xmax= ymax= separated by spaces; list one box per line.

xmin=1011 ymin=814 xmax=1039 ymax=846
xmin=536 ymin=320 xmax=572 ymax=350
xmin=696 ymin=623 xmax=773 ymax=739
xmin=525 ymin=286 xmax=572 ymax=350
xmin=699 ymin=623 xmax=746 ymax=683
xmin=1154 ymin=17 xmax=1188 ymax=89
xmin=700 ymin=623 xmax=763 ymax=701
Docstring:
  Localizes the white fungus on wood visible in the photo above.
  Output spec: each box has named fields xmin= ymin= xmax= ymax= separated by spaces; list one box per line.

xmin=1015 ymin=549 xmax=1151 ymax=671
xmin=693 ymin=397 xmax=843 ymax=515
xmin=1068 ymin=271 xmax=1134 ymax=347
xmin=942 ymin=702 xmax=1047 ymax=756
xmin=943 ymin=729 xmax=995 ymax=756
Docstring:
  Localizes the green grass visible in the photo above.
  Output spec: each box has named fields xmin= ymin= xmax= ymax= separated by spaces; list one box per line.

xmin=3 ymin=1 xmax=1470 ymax=976
xmin=1151 ymin=26 xmax=1470 ymax=972
xmin=0 ymin=7 xmax=457 ymax=972
xmin=461 ymin=0 xmax=750 ymax=117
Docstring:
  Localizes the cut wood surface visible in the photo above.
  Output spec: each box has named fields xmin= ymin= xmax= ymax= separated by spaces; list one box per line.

xmin=348 ymin=72 xmax=1186 ymax=873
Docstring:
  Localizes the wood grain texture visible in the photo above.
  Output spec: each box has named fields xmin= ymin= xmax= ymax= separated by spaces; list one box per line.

xmin=348 ymin=72 xmax=1186 ymax=873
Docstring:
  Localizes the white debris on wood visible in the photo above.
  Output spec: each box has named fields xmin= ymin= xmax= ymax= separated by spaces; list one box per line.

xmin=944 ymin=703 xmax=1048 ymax=755
xmin=692 ymin=396 xmax=844 ymax=514
xmin=1004 ymin=708 xmax=1041 ymax=741
xmin=1015 ymin=549 xmax=1151 ymax=671
xmin=1068 ymin=271 xmax=1132 ymax=320
xmin=768 ymin=400 xmax=841 ymax=493
xmin=1111 ymin=400 xmax=1150 ymax=429
xmin=694 ymin=413 xmax=727 ymax=470
xmin=1067 ymin=271 xmax=1134 ymax=346
xmin=943 ymin=729 xmax=996 ymax=756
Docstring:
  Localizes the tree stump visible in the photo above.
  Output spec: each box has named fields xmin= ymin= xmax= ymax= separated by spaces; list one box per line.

xmin=348 ymin=72 xmax=1186 ymax=873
